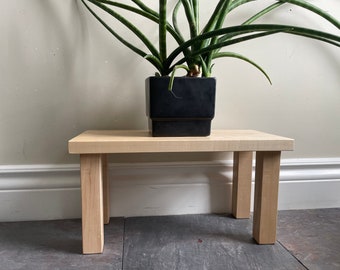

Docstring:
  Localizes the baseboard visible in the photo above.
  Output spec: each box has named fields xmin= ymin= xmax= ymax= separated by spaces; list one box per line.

xmin=0 ymin=158 xmax=339 ymax=221
xmin=0 ymin=165 xmax=81 ymax=222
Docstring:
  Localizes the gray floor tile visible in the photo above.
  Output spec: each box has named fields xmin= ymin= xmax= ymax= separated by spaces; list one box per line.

xmin=123 ymin=214 xmax=305 ymax=270
xmin=1 ymin=209 xmax=339 ymax=270
xmin=0 ymin=218 xmax=124 ymax=270
xmin=278 ymin=208 xmax=340 ymax=270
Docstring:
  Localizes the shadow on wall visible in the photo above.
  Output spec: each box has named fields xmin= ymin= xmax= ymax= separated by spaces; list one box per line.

xmin=70 ymin=0 xmax=148 ymax=131
xmin=2 ymin=0 xmax=145 ymax=164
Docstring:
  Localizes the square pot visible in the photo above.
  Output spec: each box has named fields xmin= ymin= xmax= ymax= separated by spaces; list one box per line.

xmin=146 ymin=76 xmax=216 ymax=137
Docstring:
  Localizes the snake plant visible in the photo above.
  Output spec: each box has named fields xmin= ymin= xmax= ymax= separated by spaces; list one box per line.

xmin=80 ymin=0 xmax=340 ymax=84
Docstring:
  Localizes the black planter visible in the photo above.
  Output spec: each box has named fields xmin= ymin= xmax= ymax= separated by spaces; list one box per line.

xmin=146 ymin=76 xmax=216 ymax=137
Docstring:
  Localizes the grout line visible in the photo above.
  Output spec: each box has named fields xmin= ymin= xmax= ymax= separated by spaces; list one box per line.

xmin=121 ymin=218 xmax=127 ymax=270
xmin=277 ymin=240 xmax=309 ymax=270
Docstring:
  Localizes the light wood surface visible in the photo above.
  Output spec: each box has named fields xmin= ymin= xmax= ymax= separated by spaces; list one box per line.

xmin=69 ymin=130 xmax=294 ymax=154
xmin=232 ymin=152 xmax=253 ymax=219
xmin=70 ymin=130 xmax=294 ymax=253
xmin=253 ymin=151 xmax=281 ymax=244
xmin=102 ymin=154 xmax=110 ymax=225
xmin=80 ymin=154 xmax=104 ymax=254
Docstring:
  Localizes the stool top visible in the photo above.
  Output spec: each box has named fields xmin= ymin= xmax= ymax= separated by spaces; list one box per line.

xmin=68 ymin=130 xmax=294 ymax=154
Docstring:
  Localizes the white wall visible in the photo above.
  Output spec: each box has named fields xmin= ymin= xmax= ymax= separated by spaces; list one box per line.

xmin=1 ymin=1 xmax=339 ymax=221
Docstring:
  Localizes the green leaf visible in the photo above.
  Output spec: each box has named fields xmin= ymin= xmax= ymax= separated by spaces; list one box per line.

xmin=130 ymin=0 xmax=158 ymax=17
xmin=81 ymin=1 xmax=145 ymax=57
xmin=278 ymin=0 xmax=340 ymax=29
xmin=242 ymin=2 xmax=284 ymax=25
xmin=144 ymin=55 xmax=164 ymax=72
xmin=159 ymin=0 xmax=167 ymax=65
xmin=180 ymin=0 xmax=198 ymax=39
xmin=212 ymin=52 xmax=272 ymax=84
xmin=169 ymin=65 xmax=190 ymax=91
xmin=85 ymin=0 xmax=160 ymax=58
xmin=172 ymin=0 xmax=185 ymax=42
xmin=165 ymin=24 xmax=340 ymax=72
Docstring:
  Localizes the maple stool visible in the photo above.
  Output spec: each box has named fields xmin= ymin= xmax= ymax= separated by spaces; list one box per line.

xmin=69 ymin=130 xmax=294 ymax=254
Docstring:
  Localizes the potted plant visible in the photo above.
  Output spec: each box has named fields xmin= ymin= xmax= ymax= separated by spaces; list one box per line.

xmin=80 ymin=0 xmax=340 ymax=136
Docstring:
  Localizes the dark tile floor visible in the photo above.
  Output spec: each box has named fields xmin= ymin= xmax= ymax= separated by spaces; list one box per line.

xmin=0 ymin=209 xmax=339 ymax=270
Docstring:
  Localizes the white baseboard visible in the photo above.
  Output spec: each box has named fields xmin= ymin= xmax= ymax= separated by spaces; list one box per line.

xmin=0 ymin=165 xmax=81 ymax=222
xmin=0 ymin=158 xmax=339 ymax=222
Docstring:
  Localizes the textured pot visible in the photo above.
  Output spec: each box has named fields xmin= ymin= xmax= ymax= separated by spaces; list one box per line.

xmin=146 ymin=76 xmax=216 ymax=137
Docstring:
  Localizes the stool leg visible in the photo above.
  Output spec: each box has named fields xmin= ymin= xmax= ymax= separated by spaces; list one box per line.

xmin=232 ymin=151 xmax=253 ymax=219
xmin=253 ymin=151 xmax=281 ymax=244
xmin=102 ymin=154 xmax=110 ymax=225
xmin=80 ymin=154 xmax=104 ymax=254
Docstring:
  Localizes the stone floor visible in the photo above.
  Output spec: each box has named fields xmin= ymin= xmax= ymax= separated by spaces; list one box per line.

xmin=0 ymin=209 xmax=339 ymax=270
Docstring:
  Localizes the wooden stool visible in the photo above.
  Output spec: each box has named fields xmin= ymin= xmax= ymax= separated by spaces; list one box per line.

xmin=69 ymin=130 xmax=294 ymax=254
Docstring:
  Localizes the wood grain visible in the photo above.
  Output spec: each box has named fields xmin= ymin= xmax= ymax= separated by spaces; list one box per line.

xmin=69 ymin=130 xmax=294 ymax=154
xmin=253 ymin=151 xmax=281 ymax=244
xmin=102 ymin=154 xmax=110 ymax=225
xmin=232 ymin=151 xmax=253 ymax=219
xmin=80 ymin=154 xmax=104 ymax=254
xmin=71 ymin=130 xmax=294 ymax=253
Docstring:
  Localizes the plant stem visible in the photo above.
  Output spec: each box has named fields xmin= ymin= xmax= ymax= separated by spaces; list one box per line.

xmin=159 ymin=0 xmax=167 ymax=69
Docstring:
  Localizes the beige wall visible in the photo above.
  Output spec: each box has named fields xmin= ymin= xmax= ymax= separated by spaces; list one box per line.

xmin=1 ymin=0 xmax=340 ymax=165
